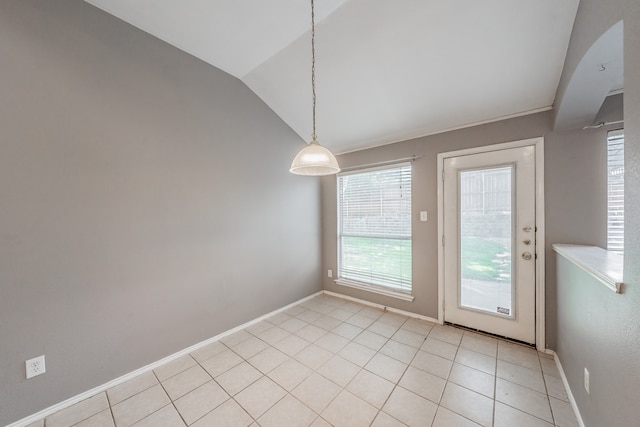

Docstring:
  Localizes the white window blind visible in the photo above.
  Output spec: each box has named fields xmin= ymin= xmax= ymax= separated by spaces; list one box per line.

xmin=337 ymin=163 xmax=412 ymax=294
xmin=607 ymin=130 xmax=624 ymax=252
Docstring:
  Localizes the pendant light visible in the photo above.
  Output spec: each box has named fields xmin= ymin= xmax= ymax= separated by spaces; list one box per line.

xmin=290 ymin=0 xmax=340 ymax=176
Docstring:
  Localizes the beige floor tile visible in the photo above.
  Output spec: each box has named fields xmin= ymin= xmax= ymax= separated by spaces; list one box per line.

xmin=234 ymin=376 xmax=286 ymax=419
xmin=25 ymin=420 xmax=44 ymax=427
xmin=391 ymin=328 xmax=426 ymax=348
xmin=231 ymin=336 xmax=269 ymax=360
xmin=432 ymin=406 xmax=481 ymax=427
xmin=549 ymin=396 xmax=580 ymax=427
xmin=112 ymin=385 xmax=170 ymax=427
xmin=365 ymin=352 xmax=408 ymax=384
xmin=247 ymin=346 xmax=289 ymax=374
xmin=215 ymin=362 xmax=262 ymax=396
xmin=497 ymin=342 xmax=541 ymax=371
xmin=107 ymin=371 xmax=158 ymax=406
xmin=411 ymin=350 xmax=453 ymax=379
xmin=256 ymin=326 xmax=290 ymax=345
xmin=357 ymin=306 xmax=384 ymax=320
xmin=257 ymin=394 xmax=317 ymax=427
xmin=461 ymin=333 xmax=498 ymax=357
xmin=191 ymin=399 xmax=253 ymax=427
xmin=220 ymin=330 xmax=253 ymax=347
xmin=154 ymin=355 xmax=197 ymax=382
xmin=285 ymin=305 xmax=306 ymax=317
xmin=244 ymin=320 xmax=273 ymax=336
xmin=314 ymin=332 xmax=350 ymax=354
xmin=540 ymin=356 xmax=561 ymax=378
xmin=353 ymin=330 xmax=389 ymax=351
xmin=420 ymin=337 xmax=459 ymax=360
xmin=162 ymin=365 xmax=211 ymax=401
xmin=200 ymin=348 xmax=243 ymax=378
xmin=265 ymin=312 xmax=293 ymax=326
xmin=267 ymin=358 xmax=312 ymax=391
xmin=367 ymin=321 xmax=400 ymax=338
xmin=46 ymin=393 xmax=110 ymax=427
xmin=321 ymin=390 xmax=378 ymax=427
xmin=292 ymin=373 xmax=342 ymax=413
xmin=429 ymin=326 xmax=463 ymax=346
xmin=332 ymin=322 xmax=364 ymax=340
xmin=338 ymin=341 xmax=376 ymax=367
xmin=399 ymin=366 xmax=446 ymax=404
xmin=455 ymin=348 xmax=496 ymax=375
xmin=310 ymin=417 xmax=333 ymax=427
xmin=495 ymin=378 xmax=553 ymax=423
xmin=190 ymin=341 xmax=227 ymax=363
xmin=497 ymin=359 xmax=546 ymax=393
xmin=327 ymin=308 xmax=355 ymax=322
xmin=448 ymin=363 xmax=495 ymax=398
xmin=379 ymin=340 xmax=418 ymax=364
xmin=347 ymin=369 xmax=395 ymax=409
xmin=296 ymin=309 xmax=324 ymax=324
xmin=440 ymin=382 xmax=494 ymax=427
xmin=544 ymin=373 xmax=569 ymax=401
xmin=400 ymin=318 xmax=434 ymax=336
xmin=313 ymin=315 xmax=343 ymax=331
xmin=378 ymin=312 xmax=408 ymax=327
xmin=132 ymin=405 xmax=185 ymax=427
xmin=279 ymin=317 xmax=309 ymax=333
xmin=75 ymin=409 xmax=115 ymax=427
xmin=382 ymin=386 xmax=438 ymax=427
xmin=174 ymin=380 xmax=229 ymax=425
xmin=494 ymin=401 xmax=553 ymax=427
xmin=317 ymin=355 xmax=361 ymax=387
xmin=345 ymin=313 xmax=376 ymax=329
xmin=370 ymin=411 xmax=407 ymax=427
xmin=273 ymin=334 xmax=311 ymax=356
xmin=295 ymin=324 xmax=327 ymax=343
xmin=294 ymin=344 xmax=333 ymax=370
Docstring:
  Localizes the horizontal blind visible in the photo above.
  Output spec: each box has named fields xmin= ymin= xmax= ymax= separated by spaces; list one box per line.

xmin=607 ymin=130 xmax=624 ymax=252
xmin=337 ymin=163 xmax=412 ymax=293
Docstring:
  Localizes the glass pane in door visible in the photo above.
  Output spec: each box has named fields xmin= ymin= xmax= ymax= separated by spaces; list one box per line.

xmin=459 ymin=166 xmax=514 ymax=316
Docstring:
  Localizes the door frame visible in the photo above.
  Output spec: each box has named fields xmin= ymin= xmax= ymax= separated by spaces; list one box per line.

xmin=437 ymin=137 xmax=547 ymax=351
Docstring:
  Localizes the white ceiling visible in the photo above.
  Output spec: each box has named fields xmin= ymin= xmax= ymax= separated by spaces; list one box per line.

xmin=84 ymin=0 xmax=580 ymax=154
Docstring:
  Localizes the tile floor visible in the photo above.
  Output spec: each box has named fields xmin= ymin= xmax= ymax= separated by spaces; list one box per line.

xmin=28 ymin=294 xmax=579 ymax=427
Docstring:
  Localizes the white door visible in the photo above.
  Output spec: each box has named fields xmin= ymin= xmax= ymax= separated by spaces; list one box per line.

xmin=443 ymin=145 xmax=536 ymax=343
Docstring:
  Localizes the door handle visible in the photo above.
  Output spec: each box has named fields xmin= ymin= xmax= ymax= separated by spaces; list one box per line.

xmin=522 ymin=252 xmax=532 ymax=260
xmin=523 ymin=239 xmax=531 ymax=245
xmin=523 ymin=226 xmax=532 ymax=232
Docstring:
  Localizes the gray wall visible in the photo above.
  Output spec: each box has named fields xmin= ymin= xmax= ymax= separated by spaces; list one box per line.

xmin=0 ymin=1 xmax=321 ymax=424
xmin=553 ymin=0 xmax=640 ymax=426
xmin=321 ymin=110 xmax=618 ymax=351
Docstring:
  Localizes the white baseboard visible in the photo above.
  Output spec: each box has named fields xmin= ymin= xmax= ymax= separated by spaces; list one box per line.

xmin=322 ymin=290 xmax=440 ymax=324
xmin=553 ymin=351 xmax=586 ymax=427
xmin=7 ymin=291 xmax=323 ymax=427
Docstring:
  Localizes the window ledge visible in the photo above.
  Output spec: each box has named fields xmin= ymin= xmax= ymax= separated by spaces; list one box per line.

xmin=553 ymin=244 xmax=623 ymax=293
xmin=334 ymin=279 xmax=415 ymax=302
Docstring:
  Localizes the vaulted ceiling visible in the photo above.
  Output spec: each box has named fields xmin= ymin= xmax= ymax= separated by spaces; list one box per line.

xmin=84 ymin=0 xmax=580 ymax=153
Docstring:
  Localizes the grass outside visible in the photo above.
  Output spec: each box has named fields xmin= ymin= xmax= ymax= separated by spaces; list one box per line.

xmin=340 ymin=236 xmax=411 ymax=285
xmin=461 ymin=236 xmax=511 ymax=282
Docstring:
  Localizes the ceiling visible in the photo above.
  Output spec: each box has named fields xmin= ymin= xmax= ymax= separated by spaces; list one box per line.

xmin=84 ymin=0 xmax=580 ymax=154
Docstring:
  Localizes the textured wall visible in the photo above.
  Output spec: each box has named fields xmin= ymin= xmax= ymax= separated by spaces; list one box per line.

xmin=0 ymin=1 xmax=321 ymax=424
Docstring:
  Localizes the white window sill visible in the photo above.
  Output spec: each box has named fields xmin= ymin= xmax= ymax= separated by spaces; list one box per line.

xmin=334 ymin=279 xmax=415 ymax=302
xmin=553 ymin=244 xmax=623 ymax=293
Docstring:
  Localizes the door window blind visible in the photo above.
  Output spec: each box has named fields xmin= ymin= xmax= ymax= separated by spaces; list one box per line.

xmin=337 ymin=163 xmax=412 ymax=293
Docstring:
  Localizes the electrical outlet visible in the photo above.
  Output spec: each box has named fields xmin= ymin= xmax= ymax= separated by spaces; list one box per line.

xmin=328 ymin=269 xmax=333 ymax=278
xmin=26 ymin=355 xmax=46 ymax=379
xmin=584 ymin=367 xmax=590 ymax=394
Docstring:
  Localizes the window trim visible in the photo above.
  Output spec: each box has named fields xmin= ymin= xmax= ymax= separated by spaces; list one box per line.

xmin=336 ymin=162 xmax=413 ymax=298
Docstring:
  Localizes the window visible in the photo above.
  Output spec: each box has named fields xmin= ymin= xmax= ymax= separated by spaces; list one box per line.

xmin=607 ymin=130 xmax=624 ymax=252
xmin=337 ymin=163 xmax=412 ymax=296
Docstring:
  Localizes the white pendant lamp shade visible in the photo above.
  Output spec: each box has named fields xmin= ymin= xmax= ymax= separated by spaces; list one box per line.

xmin=289 ymin=0 xmax=340 ymax=176
xmin=290 ymin=140 xmax=340 ymax=175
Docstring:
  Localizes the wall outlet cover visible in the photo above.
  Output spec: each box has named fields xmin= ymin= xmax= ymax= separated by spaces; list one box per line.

xmin=26 ymin=355 xmax=46 ymax=379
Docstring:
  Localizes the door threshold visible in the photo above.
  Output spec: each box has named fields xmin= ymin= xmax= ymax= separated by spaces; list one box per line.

xmin=444 ymin=321 xmax=536 ymax=348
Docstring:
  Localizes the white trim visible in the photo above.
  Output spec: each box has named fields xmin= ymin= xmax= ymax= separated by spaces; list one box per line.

xmin=323 ymin=290 xmax=439 ymax=324
xmin=334 ymin=279 xmax=415 ymax=302
xmin=553 ymin=244 xmax=623 ymax=293
xmin=553 ymin=351 xmax=587 ymax=427
xmin=7 ymin=291 xmax=323 ymax=427
xmin=437 ymin=137 xmax=547 ymax=351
